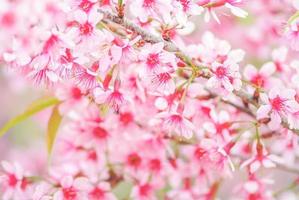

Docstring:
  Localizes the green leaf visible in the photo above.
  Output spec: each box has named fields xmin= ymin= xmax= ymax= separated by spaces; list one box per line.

xmin=0 ymin=96 xmax=60 ymax=138
xmin=112 ymin=181 xmax=133 ymax=200
xmin=46 ymin=105 xmax=62 ymax=155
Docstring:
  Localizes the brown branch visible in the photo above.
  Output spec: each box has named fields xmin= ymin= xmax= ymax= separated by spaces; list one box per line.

xmin=98 ymin=9 xmax=299 ymax=136
xmin=100 ymin=10 xmax=179 ymax=52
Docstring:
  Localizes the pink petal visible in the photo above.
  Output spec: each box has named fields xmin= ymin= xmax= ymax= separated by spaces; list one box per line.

xmin=243 ymin=64 xmax=258 ymax=80
xmin=259 ymin=62 xmax=276 ymax=77
xmin=61 ymin=176 xmax=73 ymax=188
xmin=269 ymin=112 xmax=282 ymax=130
xmin=256 ymin=105 xmax=271 ymax=119
xmin=250 ymin=160 xmax=261 ymax=173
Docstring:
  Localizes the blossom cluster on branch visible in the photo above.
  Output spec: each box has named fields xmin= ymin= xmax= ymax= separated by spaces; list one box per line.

xmin=1 ymin=0 xmax=299 ymax=199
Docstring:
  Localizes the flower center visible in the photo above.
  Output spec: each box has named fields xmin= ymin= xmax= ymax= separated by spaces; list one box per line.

xmin=1 ymin=12 xmax=15 ymax=27
xmin=92 ymin=126 xmax=108 ymax=139
xmin=63 ymin=187 xmax=77 ymax=200
xmin=148 ymin=158 xmax=161 ymax=171
xmin=8 ymin=174 xmax=18 ymax=187
xmin=215 ymin=66 xmax=227 ymax=79
xmin=80 ymin=22 xmax=93 ymax=35
xmin=139 ymin=184 xmax=151 ymax=196
xmin=194 ymin=147 xmax=205 ymax=160
xmin=90 ymin=187 xmax=105 ymax=198
xmin=120 ymin=112 xmax=134 ymax=125
xmin=251 ymin=74 xmax=265 ymax=87
xmin=179 ymin=0 xmax=190 ymax=12
xmin=71 ymin=87 xmax=82 ymax=100
xmin=170 ymin=114 xmax=183 ymax=124
xmin=127 ymin=153 xmax=142 ymax=168
xmin=88 ymin=150 xmax=97 ymax=161
xmin=146 ymin=53 xmax=160 ymax=69
xmin=157 ymin=72 xmax=171 ymax=84
xmin=79 ymin=0 xmax=94 ymax=13
xmin=270 ymin=96 xmax=284 ymax=111
xmin=143 ymin=0 xmax=155 ymax=8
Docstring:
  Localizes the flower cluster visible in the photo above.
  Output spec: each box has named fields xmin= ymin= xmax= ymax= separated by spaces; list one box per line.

xmin=1 ymin=0 xmax=299 ymax=199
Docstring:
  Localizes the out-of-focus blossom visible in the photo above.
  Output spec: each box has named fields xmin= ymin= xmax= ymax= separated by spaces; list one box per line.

xmin=257 ymin=87 xmax=299 ymax=130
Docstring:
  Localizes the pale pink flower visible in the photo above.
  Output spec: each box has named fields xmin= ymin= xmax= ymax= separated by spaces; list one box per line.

xmin=257 ymin=87 xmax=299 ymax=130
xmin=130 ymin=0 xmax=173 ymax=23
xmin=94 ymin=85 xmax=127 ymax=112
xmin=207 ymin=60 xmax=242 ymax=93
xmin=173 ymin=0 xmax=204 ymax=25
xmin=237 ymin=175 xmax=274 ymax=200
xmin=139 ymin=42 xmax=176 ymax=73
xmin=73 ymin=0 xmax=98 ymax=14
xmin=194 ymin=31 xmax=231 ymax=64
xmin=73 ymin=62 xmax=99 ymax=90
xmin=241 ymin=142 xmax=276 ymax=173
xmin=155 ymin=108 xmax=195 ymax=139
xmin=53 ymin=176 xmax=84 ymax=200
xmin=0 ymin=161 xmax=31 ymax=200
xmin=131 ymin=183 xmax=156 ymax=200
xmin=203 ymin=109 xmax=233 ymax=141
xmin=55 ymin=83 xmax=89 ymax=114
xmin=147 ymin=71 xmax=176 ymax=95
xmin=112 ymin=36 xmax=141 ymax=64
xmin=271 ymin=46 xmax=288 ymax=72
xmin=33 ymin=182 xmax=53 ymax=200
xmin=285 ymin=20 xmax=299 ymax=51
xmin=243 ymin=62 xmax=276 ymax=89
xmin=200 ymin=0 xmax=247 ymax=23
xmin=73 ymin=177 xmax=117 ymax=200
xmin=28 ymin=54 xmax=59 ymax=86
xmin=70 ymin=9 xmax=103 ymax=39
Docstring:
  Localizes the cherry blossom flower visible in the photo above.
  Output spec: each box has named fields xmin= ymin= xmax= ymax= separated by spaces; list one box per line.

xmin=130 ymin=0 xmax=173 ymax=23
xmin=173 ymin=0 xmax=204 ymax=25
xmin=93 ymin=81 xmax=128 ymax=112
xmin=73 ymin=62 xmax=99 ymax=90
xmin=131 ymin=182 xmax=156 ymax=200
xmin=285 ymin=19 xmax=299 ymax=51
xmin=200 ymin=0 xmax=248 ymax=23
xmin=241 ymin=142 xmax=276 ymax=173
xmin=28 ymin=54 xmax=59 ymax=86
xmin=236 ymin=175 xmax=274 ymax=200
xmin=53 ymin=176 xmax=86 ymax=200
xmin=69 ymin=9 xmax=103 ymax=40
xmin=207 ymin=60 xmax=242 ymax=93
xmin=139 ymin=42 xmax=176 ymax=73
xmin=243 ymin=62 xmax=276 ymax=89
xmin=155 ymin=106 xmax=196 ymax=139
xmin=73 ymin=177 xmax=117 ymax=200
xmin=257 ymin=87 xmax=299 ymax=130
xmin=146 ymin=70 xmax=176 ymax=95
xmin=0 ymin=161 xmax=31 ymax=200
xmin=271 ymin=46 xmax=289 ymax=72
xmin=203 ymin=109 xmax=234 ymax=141
xmin=55 ymin=83 xmax=89 ymax=114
